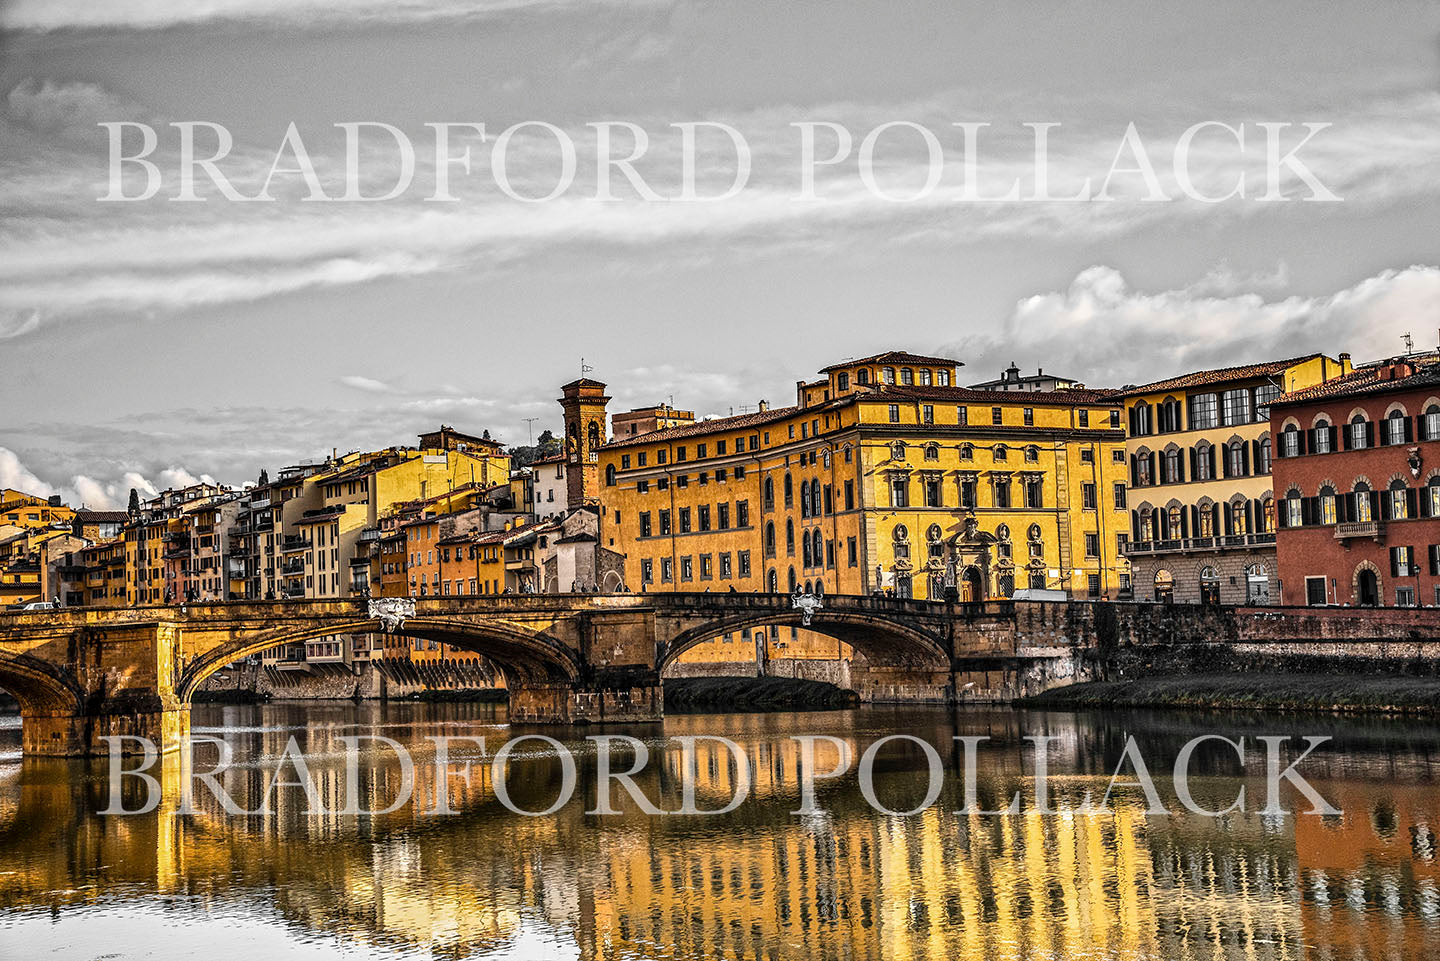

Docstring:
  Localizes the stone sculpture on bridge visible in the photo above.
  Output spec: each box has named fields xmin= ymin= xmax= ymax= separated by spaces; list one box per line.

xmin=368 ymin=597 xmax=416 ymax=634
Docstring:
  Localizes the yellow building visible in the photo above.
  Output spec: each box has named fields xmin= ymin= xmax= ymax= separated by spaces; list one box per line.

xmin=599 ymin=350 xmax=1132 ymax=603
xmin=1119 ymin=353 xmax=1351 ymax=605
xmin=0 ymin=490 xmax=75 ymax=531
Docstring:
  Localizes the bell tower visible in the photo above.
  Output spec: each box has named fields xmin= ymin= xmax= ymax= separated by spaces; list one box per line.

xmin=559 ymin=378 xmax=611 ymax=506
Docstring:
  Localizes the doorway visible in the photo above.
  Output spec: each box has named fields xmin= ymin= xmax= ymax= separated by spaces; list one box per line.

xmin=960 ymin=567 xmax=983 ymax=602
xmin=1357 ymin=568 xmax=1380 ymax=607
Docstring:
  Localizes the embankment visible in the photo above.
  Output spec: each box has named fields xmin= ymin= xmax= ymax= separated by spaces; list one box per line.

xmin=665 ymin=676 xmax=860 ymax=713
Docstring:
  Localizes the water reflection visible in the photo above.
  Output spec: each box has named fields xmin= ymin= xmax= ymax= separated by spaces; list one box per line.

xmin=1 ymin=704 xmax=1438 ymax=960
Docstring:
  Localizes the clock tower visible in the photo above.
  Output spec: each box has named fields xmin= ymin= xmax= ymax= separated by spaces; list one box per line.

xmin=559 ymin=378 xmax=610 ymax=506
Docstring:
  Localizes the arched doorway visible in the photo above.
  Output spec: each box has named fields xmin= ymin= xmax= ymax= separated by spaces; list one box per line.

xmin=1245 ymin=564 xmax=1270 ymax=605
xmin=1357 ymin=567 xmax=1380 ymax=607
xmin=1199 ymin=566 xmax=1221 ymax=606
xmin=1153 ymin=569 xmax=1174 ymax=604
xmin=960 ymin=566 xmax=983 ymax=602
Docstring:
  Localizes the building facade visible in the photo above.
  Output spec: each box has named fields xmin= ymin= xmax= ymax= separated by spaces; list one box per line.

xmin=599 ymin=351 xmax=1132 ymax=602
xmin=1270 ymin=359 xmax=1440 ymax=607
xmin=1120 ymin=354 xmax=1352 ymax=605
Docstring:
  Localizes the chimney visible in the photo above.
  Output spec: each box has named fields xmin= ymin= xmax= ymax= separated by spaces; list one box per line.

xmin=757 ymin=399 xmax=769 ymax=412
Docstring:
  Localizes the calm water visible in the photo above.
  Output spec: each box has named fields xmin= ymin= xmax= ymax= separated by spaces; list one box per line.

xmin=1 ymin=702 xmax=1438 ymax=961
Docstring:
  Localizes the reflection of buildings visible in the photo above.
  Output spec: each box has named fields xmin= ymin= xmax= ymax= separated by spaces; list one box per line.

xmin=4 ymin=708 xmax=1440 ymax=961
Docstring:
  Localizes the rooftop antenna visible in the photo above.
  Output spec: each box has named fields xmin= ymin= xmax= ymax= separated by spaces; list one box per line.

xmin=522 ymin=417 xmax=539 ymax=445
xmin=1402 ymin=332 xmax=1414 ymax=355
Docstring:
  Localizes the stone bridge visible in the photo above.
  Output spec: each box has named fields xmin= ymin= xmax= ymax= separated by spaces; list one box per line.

xmin=0 ymin=592 xmax=1084 ymax=756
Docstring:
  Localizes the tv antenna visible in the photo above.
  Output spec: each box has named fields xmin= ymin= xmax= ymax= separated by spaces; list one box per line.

xmin=1402 ymin=332 xmax=1414 ymax=355
xmin=522 ymin=417 xmax=539 ymax=445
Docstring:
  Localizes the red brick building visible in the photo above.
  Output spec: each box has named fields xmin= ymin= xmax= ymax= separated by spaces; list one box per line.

xmin=1271 ymin=359 xmax=1440 ymax=607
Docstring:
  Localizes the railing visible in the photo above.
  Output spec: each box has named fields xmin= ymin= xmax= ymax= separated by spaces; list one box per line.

xmin=1335 ymin=520 xmax=1384 ymax=541
xmin=281 ymin=559 xmax=305 ymax=575
xmin=281 ymin=536 xmax=311 ymax=552
xmin=357 ymin=528 xmax=382 ymax=542
xmin=1124 ymin=533 xmax=1276 ymax=556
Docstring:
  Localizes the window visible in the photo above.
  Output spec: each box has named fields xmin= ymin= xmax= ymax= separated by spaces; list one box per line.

xmin=1220 ymin=388 xmax=1251 ymax=426
xmin=1349 ymin=416 xmax=1370 ymax=450
xmin=1163 ymin=449 xmax=1182 ymax=484
xmin=680 ymin=556 xmax=693 ymax=581
xmin=1319 ymin=486 xmax=1337 ymax=525
xmin=1023 ymin=408 xmax=1034 ymax=426
xmin=660 ymin=558 xmax=673 ymax=583
xmin=1078 ymin=410 xmax=1089 ymax=428
xmin=1226 ymin=443 xmax=1245 ymax=478
xmin=890 ymin=440 xmax=906 ymax=461
xmin=837 ymin=372 xmax=850 ymax=390
xmin=719 ymin=503 xmax=731 ymax=529
xmin=1087 ymin=573 xmax=1101 ymax=596
xmin=1113 ymin=482 xmax=1126 ymax=509
xmin=719 ymin=553 xmax=732 ymax=578
xmin=1084 ymin=533 xmax=1099 ymax=558
xmin=698 ymin=505 xmax=711 ymax=531
xmin=1081 ymin=483 xmax=1096 ymax=510
xmin=847 ymin=537 xmax=857 ymax=566
xmin=992 ymin=476 xmax=1011 ymax=509
xmin=1258 ymin=437 xmax=1272 ymax=474
xmin=892 ymin=525 xmax=910 ymax=561
xmin=961 ymin=476 xmax=978 ymax=509
xmin=844 ymin=480 xmax=854 ymax=510
xmin=888 ymin=404 xmax=900 ymax=423
xmin=1305 ymin=576 xmax=1327 ymax=606
xmin=1254 ymin=383 xmax=1280 ymax=420
xmin=992 ymin=407 xmax=1003 ymax=425
xmin=1398 ymin=586 xmax=1417 ymax=608
xmin=1194 ymin=444 xmax=1213 ymax=481
xmin=922 ymin=404 xmax=934 ymax=424
xmin=1312 ymin=420 xmax=1332 ymax=454
xmin=919 ymin=369 xmax=932 ymax=386
xmin=679 ymin=507 xmax=692 ymax=533
xmin=1188 ymin=392 xmax=1219 ymax=430
xmin=882 ymin=367 xmax=896 ymax=384
xmin=890 ymin=474 xmax=909 ymax=507
xmin=900 ymin=367 xmax=914 ymax=385
xmin=856 ymin=368 xmax=870 ymax=386
xmin=659 ymin=510 xmax=672 ymax=535
xmin=1391 ymin=545 xmax=1416 ymax=577
xmin=738 ymin=551 xmax=751 ymax=577
xmin=924 ymin=475 xmax=942 ymax=507
xmin=699 ymin=554 xmax=712 ymax=579
xmin=1385 ymin=410 xmax=1409 ymax=446
xmin=605 ymin=464 xmax=616 ymax=486
xmin=957 ymin=406 xmax=968 ymax=426
xmin=1286 ymin=494 xmax=1303 ymax=528
xmin=938 ymin=370 xmax=950 ymax=386
xmin=1080 ymin=448 xmax=1094 ymax=463
xmin=1429 ymin=479 xmax=1440 ymax=518
xmin=1390 ymin=481 xmax=1410 ymax=520
xmin=1025 ymin=446 xmax=1039 ymax=463
xmin=1354 ymin=483 xmax=1373 ymax=523
xmin=994 ymin=444 xmax=1008 ymax=462
xmin=924 ymin=442 xmax=939 ymax=461
xmin=1426 ymin=405 xmax=1440 ymax=441
xmin=1025 ymin=477 xmax=1043 ymax=508
xmin=959 ymin=444 xmax=973 ymax=462
xmin=786 ymin=520 xmax=795 ymax=555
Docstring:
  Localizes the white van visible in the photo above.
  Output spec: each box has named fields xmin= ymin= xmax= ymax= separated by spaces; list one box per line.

xmin=19 ymin=600 xmax=55 ymax=611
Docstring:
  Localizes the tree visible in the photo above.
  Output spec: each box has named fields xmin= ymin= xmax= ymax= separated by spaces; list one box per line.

xmin=508 ymin=429 xmax=562 ymax=468
xmin=257 ymin=469 xmax=270 ymax=486
xmin=127 ymin=488 xmax=141 ymax=515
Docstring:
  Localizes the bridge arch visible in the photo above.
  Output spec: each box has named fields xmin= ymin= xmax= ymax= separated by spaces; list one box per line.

xmin=178 ymin=616 xmax=583 ymax=702
xmin=0 ymin=651 xmax=84 ymax=717
xmin=657 ymin=608 xmax=950 ymax=678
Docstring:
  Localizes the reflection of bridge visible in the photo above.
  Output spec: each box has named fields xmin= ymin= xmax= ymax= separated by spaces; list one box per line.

xmin=0 ymin=593 xmax=1090 ymax=756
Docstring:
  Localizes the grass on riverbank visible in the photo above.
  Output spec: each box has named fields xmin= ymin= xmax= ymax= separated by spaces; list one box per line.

xmin=1019 ymin=674 xmax=1440 ymax=715
xmin=665 ymin=676 xmax=860 ymax=714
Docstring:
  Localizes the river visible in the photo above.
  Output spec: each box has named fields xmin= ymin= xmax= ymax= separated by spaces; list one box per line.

xmin=1 ymin=702 xmax=1438 ymax=960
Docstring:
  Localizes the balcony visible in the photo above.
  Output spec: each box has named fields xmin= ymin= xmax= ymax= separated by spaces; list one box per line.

xmin=281 ymin=536 xmax=312 ymax=553
xmin=1124 ymin=533 xmax=1276 ymax=557
xmin=1335 ymin=520 xmax=1384 ymax=543
xmin=280 ymin=559 xmax=305 ymax=576
xmin=357 ymin=527 xmax=382 ymax=543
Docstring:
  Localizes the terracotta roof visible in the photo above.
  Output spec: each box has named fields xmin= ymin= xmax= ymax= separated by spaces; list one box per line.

xmin=74 ymin=511 xmax=128 ymax=524
xmin=1272 ymin=363 xmax=1440 ymax=406
xmin=819 ymin=351 xmax=964 ymax=373
xmin=1119 ymin=354 xmax=1328 ymax=397
xmin=604 ymin=405 xmax=799 ymax=449
xmin=876 ymin=384 xmax=1122 ymax=406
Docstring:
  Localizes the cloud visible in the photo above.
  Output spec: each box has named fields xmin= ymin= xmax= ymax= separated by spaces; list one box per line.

xmin=5 ymin=78 xmax=148 ymax=135
xmin=339 ymin=375 xmax=400 ymax=394
xmin=0 ymin=0 xmax=669 ymax=32
xmin=0 ymin=448 xmax=56 ymax=498
xmin=948 ymin=263 xmax=1440 ymax=388
xmin=0 ymin=310 xmax=41 ymax=340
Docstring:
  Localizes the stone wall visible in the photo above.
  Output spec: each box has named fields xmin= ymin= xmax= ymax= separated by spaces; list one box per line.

xmin=197 ymin=657 xmax=501 ymax=700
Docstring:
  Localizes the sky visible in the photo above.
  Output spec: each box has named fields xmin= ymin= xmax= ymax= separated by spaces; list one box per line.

xmin=2 ymin=0 xmax=1440 ymax=508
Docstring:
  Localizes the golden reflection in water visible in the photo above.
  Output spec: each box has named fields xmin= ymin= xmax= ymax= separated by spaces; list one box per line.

xmin=0 ymin=705 xmax=1438 ymax=961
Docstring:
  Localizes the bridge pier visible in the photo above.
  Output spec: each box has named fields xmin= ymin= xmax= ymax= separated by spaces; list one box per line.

xmin=509 ymin=676 xmax=663 ymax=725
xmin=24 ymin=700 xmax=190 ymax=757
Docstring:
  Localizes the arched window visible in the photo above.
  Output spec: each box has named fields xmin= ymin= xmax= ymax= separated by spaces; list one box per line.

xmin=918 ymin=369 xmax=932 ymax=386
xmin=1385 ymin=409 xmax=1409 ymax=446
xmin=1024 ymin=445 xmax=1039 ymax=463
xmin=1230 ymin=499 xmax=1248 ymax=535
xmin=891 ymin=441 xmax=906 ymax=461
xmin=1225 ymin=441 xmax=1246 ymax=478
xmin=994 ymin=444 xmax=1008 ymax=462
xmin=959 ymin=444 xmax=973 ymax=462
xmin=1313 ymin=418 xmax=1332 ymax=454
xmin=811 ymin=481 xmax=821 ymax=517
xmin=812 ymin=529 xmax=824 ymax=565
xmin=1258 ymin=436 xmax=1272 ymax=474
xmin=814 ymin=580 xmax=824 ymax=596
xmin=788 ymin=567 xmax=798 ymax=593
xmin=822 ymin=449 xmax=831 ymax=468
xmin=767 ymin=568 xmax=778 ymax=592
xmin=1389 ymin=479 xmax=1411 ymax=520
xmin=1163 ymin=449 xmax=1182 ymax=484
xmin=856 ymin=368 xmax=870 ymax=386
xmin=587 ymin=421 xmax=601 ymax=450
xmin=1197 ymin=503 xmax=1216 ymax=537
xmin=882 ymin=367 xmax=896 ymax=384
xmin=1285 ymin=489 xmax=1303 ymax=528
xmin=900 ymin=367 xmax=914 ymax=385
xmin=800 ymin=479 xmax=811 ymax=518
xmin=1166 ymin=505 xmax=1183 ymax=540
xmin=765 ymin=522 xmax=776 ymax=557
xmin=783 ymin=473 xmax=793 ymax=508
xmin=1194 ymin=442 xmax=1214 ymax=481
xmin=1349 ymin=414 xmax=1370 ymax=450
xmin=1425 ymin=404 xmax=1440 ymax=441
xmin=1199 ymin=566 xmax=1221 ymax=605
xmin=763 ymin=476 xmax=775 ymax=510
xmin=802 ymin=533 xmax=812 ymax=567
xmin=1319 ymin=485 xmax=1337 ymax=525
xmin=1353 ymin=482 xmax=1373 ymax=522
xmin=604 ymin=464 xmax=616 ymax=486
xmin=924 ymin=443 xmax=940 ymax=461
xmin=1281 ymin=423 xmax=1301 ymax=458
xmin=937 ymin=369 xmax=950 ymax=386
xmin=785 ymin=519 xmax=795 ymax=555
